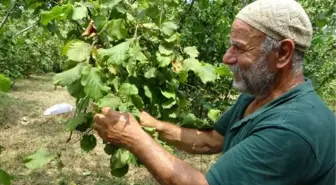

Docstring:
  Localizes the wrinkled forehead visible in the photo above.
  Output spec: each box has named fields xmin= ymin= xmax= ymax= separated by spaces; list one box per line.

xmin=230 ymin=19 xmax=266 ymax=47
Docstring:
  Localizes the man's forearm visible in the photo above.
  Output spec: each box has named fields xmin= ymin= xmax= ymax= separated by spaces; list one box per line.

xmin=129 ymin=132 xmax=209 ymax=185
xmin=156 ymin=121 xmax=223 ymax=154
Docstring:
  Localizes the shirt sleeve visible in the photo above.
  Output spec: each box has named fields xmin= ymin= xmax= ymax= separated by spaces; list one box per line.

xmin=205 ymin=126 xmax=317 ymax=185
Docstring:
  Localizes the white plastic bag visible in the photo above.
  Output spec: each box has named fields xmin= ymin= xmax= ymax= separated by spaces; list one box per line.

xmin=43 ymin=103 xmax=74 ymax=116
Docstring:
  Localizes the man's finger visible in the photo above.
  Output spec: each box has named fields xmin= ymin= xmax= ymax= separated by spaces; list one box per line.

xmin=93 ymin=121 xmax=103 ymax=131
xmin=94 ymin=114 xmax=111 ymax=126
xmin=102 ymin=107 xmax=121 ymax=121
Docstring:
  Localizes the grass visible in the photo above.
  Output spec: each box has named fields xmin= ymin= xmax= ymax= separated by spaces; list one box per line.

xmin=0 ymin=74 xmax=216 ymax=185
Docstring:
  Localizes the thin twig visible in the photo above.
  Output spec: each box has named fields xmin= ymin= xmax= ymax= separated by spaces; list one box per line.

xmin=14 ymin=22 xmax=38 ymax=37
xmin=178 ymin=0 xmax=196 ymax=29
xmin=0 ymin=1 xmax=17 ymax=30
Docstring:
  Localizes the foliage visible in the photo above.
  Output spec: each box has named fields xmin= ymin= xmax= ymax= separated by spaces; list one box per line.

xmin=44 ymin=0 xmax=226 ymax=177
xmin=0 ymin=169 xmax=11 ymax=185
xmin=0 ymin=1 xmax=65 ymax=79
xmin=0 ymin=74 xmax=11 ymax=92
xmin=23 ymin=148 xmax=57 ymax=169
xmin=0 ymin=0 xmax=335 ymax=182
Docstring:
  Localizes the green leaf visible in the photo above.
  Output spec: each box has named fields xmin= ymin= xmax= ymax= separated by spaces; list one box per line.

xmin=199 ymin=0 xmax=210 ymax=9
xmin=67 ymin=113 xmax=86 ymax=131
xmin=197 ymin=64 xmax=217 ymax=84
xmin=129 ymin=41 xmax=147 ymax=62
xmin=0 ymin=0 xmax=10 ymax=7
xmin=98 ymin=40 xmax=131 ymax=65
xmin=74 ymin=112 xmax=93 ymax=132
xmin=131 ymin=95 xmax=144 ymax=109
xmin=162 ymin=99 xmax=176 ymax=109
xmin=0 ymin=74 xmax=11 ymax=92
xmin=178 ymin=70 xmax=188 ymax=83
xmin=53 ymin=63 xmax=85 ymax=86
xmin=104 ymin=143 xmax=118 ymax=155
xmin=92 ymin=15 xmax=107 ymax=32
xmin=144 ymin=86 xmax=153 ymax=102
xmin=98 ymin=94 xmax=122 ymax=109
xmin=142 ymin=127 xmax=156 ymax=135
xmin=156 ymin=53 xmax=172 ymax=67
xmin=67 ymin=80 xmax=86 ymax=99
xmin=72 ymin=3 xmax=88 ymax=21
xmin=104 ymin=0 xmax=123 ymax=9
xmin=81 ymin=66 xmax=110 ymax=100
xmin=118 ymin=83 xmax=138 ymax=101
xmin=159 ymin=45 xmax=173 ymax=55
xmin=61 ymin=40 xmax=80 ymax=56
xmin=111 ymin=164 xmax=129 ymax=177
xmin=208 ymin=109 xmax=221 ymax=123
xmin=40 ymin=4 xmax=72 ymax=25
xmin=106 ymin=19 xmax=128 ymax=40
xmin=161 ymin=90 xmax=176 ymax=99
xmin=180 ymin=113 xmax=197 ymax=126
xmin=110 ymin=149 xmax=130 ymax=169
xmin=183 ymin=58 xmax=201 ymax=72
xmin=144 ymin=67 xmax=157 ymax=78
xmin=24 ymin=149 xmax=57 ymax=169
xmin=161 ymin=22 xmax=178 ymax=36
xmin=165 ymin=33 xmax=179 ymax=43
xmin=67 ymin=41 xmax=92 ymax=62
xmin=215 ymin=65 xmax=231 ymax=77
xmin=80 ymin=134 xmax=97 ymax=152
xmin=184 ymin=46 xmax=199 ymax=58
xmin=0 ymin=169 xmax=11 ymax=185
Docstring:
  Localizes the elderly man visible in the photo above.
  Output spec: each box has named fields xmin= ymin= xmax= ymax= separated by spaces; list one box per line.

xmin=93 ymin=0 xmax=336 ymax=184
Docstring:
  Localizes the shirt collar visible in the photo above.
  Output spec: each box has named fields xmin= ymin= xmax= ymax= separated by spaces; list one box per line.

xmin=230 ymin=78 xmax=315 ymax=131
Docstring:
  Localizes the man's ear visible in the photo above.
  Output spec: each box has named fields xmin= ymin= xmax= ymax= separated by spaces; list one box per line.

xmin=277 ymin=39 xmax=295 ymax=69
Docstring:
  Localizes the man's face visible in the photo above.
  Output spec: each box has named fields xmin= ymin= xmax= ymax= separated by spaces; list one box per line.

xmin=223 ymin=19 xmax=278 ymax=97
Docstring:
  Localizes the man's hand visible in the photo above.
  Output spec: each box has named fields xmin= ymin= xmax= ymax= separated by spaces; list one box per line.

xmin=139 ymin=111 xmax=161 ymax=128
xmin=94 ymin=107 xmax=210 ymax=185
xmin=93 ymin=107 xmax=145 ymax=149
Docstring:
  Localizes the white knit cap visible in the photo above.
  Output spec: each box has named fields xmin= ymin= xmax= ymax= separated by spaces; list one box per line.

xmin=236 ymin=0 xmax=313 ymax=51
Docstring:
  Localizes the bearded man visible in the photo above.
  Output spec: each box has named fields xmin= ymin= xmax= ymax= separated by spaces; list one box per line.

xmin=93 ymin=0 xmax=336 ymax=184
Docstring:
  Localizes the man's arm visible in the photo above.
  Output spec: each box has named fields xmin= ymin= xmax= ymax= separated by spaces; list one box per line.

xmin=129 ymin=130 xmax=210 ymax=185
xmin=140 ymin=111 xmax=224 ymax=154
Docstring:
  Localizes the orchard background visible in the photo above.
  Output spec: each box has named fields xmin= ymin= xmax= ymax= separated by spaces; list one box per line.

xmin=0 ymin=0 xmax=335 ymax=184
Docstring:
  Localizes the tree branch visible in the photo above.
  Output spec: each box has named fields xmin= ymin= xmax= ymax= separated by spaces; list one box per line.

xmin=0 ymin=1 xmax=17 ymax=30
xmin=14 ymin=22 xmax=38 ymax=37
xmin=178 ymin=0 xmax=196 ymax=30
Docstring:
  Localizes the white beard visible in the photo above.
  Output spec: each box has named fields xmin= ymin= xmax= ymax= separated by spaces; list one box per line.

xmin=229 ymin=54 xmax=277 ymax=97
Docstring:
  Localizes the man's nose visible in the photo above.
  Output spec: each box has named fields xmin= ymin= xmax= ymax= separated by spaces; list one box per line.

xmin=222 ymin=47 xmax=237 ymax=65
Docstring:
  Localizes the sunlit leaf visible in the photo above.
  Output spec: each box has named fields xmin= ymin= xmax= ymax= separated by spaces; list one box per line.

xmin=81 ymin=66 xmax=110 ymax=100
xmin=106 ymin=19 xmax=128 ymax=40
xmin=72 ymin=3 xmax=88 ymax=20
xmin=98 ymin=94 xmax=122 ymax=109
xmin=208 ymin=109 xmax=221 ymax=123
xmin=66 ymin=41 xmax=92 ymax=62
xmin=197 ymin=63 xmax=216 ymax=84
xmin=0 ymin=74 xmax=11 ymax=92
xmin=98 ymin=40 xmax=131 ymax=65
xmin=161 ymin=22 xmax=178 ymax=36
xmin=53 ymin=63 xmax=85 ymax=86
xmin=40 ymin=5 xmax=72 ymax=25
xmin=184 ymin=46 xmax=199 ymax=58
xmin=24 ymin=149 xmax=57 ymax=169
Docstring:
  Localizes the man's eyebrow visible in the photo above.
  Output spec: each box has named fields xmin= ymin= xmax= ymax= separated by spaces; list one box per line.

xmin=230 ymin=40 xmax=245 ymax=47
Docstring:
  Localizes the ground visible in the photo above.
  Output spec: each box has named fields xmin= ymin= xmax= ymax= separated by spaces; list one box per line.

xmin=0 ymin=74 xmax=218 ymax=185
